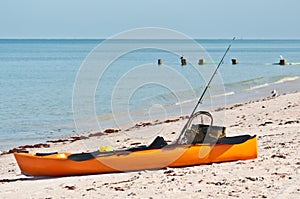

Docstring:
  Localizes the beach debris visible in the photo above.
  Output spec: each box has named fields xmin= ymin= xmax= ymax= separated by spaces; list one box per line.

xmin=263 ymin=146 xmax=273 ymax=149
xmin=46 ymin=139 xmax=69 ymax=143
xmin=135 ymin=122 xmax=152 ymax=127
xmin=125 ymin=116 xmax=187 ymax=131
xmin=3 ymin=143 xmax=51 ymax=154
xmin=86 ymin=187 xmax=96 ymax=191
xmin=163 ymin=169 xmax=174 ymax=174
xmin=228 ymin=191 xmax=239 ymax=197
xmin=88 ymin=131 xmax=105 ymax=137
xmin=64 ymin=185 xmax=76 ymax=190
xmin=206 ymin=181 xmax=228 ymax=186
xmin=128 ymin=192 xmax=136 ymax=196
xmin=18 ymin=143 xmax=50 ymax=149
xmin=179 ymin=115 xmax=189 ymax=119
xmin=114 ymin=187 xmax=125 ymax=191
xmin=258 ymin=121 xmax=273 ymax=126
xmin=46 ymin=136 xmax=88 ymax=144
xmin=70 ymin=136 xmax=86 ymax=143
xmin=271 ymin=154 xmax=286 ymax=159
xmin=283 ymin=120 xmax=299 ymax=125
xmin=164 ymin=118 xmax=180 ymax=123
xmin=163 ymin=169 xmax=184 ymax=177
xmin=278 ymin=142 xmax=286 ymax=146
xmin=215 ymin=107 xmax=225 ymax=112
xmin=104 ymin=128 xmax=120 ymax=134
xmin=245 ymin=176 xmax=264 ymax=181
xmin=245 ymin=177 xmax=257 ymax=181
xmin=271 ymin=172 xmax=288 ymax=178
xmin=102 ymin=179 xmax=134 ymax=187
xmin=229 ymin=124 xmax=239 ymax=127
xmin=229 ymin=103 xmax=243 ymax=110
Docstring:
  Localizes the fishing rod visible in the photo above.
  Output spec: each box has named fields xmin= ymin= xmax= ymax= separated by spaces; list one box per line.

xmin=175 ymin=37 xmax=235 ymax=144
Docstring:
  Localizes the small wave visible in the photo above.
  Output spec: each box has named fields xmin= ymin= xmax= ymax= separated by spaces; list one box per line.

xmin=273 ymin=76 xmax=300 ymax=84
xmin=247 ymin=76 xmax=300 ymax=91
xmin=289 ymin=62 xmax=300 ymax=65
xmin=210 ymin=91 xmax=235 ymax=98
xmin=175 ymin=98 xmax=197 ymax=106
xmin=224 ymin=77 xmax=265 ymax=89
xmin=174 ymin=91 xmax=234 ymax=106
xmin=247 ymin=83 xmax=270 ymax=91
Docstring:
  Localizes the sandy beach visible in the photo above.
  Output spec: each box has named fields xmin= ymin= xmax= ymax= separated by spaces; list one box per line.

xmin=1 ymin=0 xmax=299 ymax=198
xmin=0 ymin=91 xmax=299 ymax=198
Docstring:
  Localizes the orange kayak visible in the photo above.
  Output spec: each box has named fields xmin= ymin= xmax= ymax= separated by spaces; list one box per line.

xmin=14 ymin=135 xmax=258 ymax=177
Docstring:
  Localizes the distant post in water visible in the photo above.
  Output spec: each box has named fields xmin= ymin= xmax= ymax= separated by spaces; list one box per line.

xmin=279 ymin=55 xmax=286 ymax=65
xmin=279 ymin=59 xmax=286 ymax=65
xmin=180 ymin=56 xmax=187 ymax=66
xmin=158 ymin=59 xmax=162 ymax=65
xmin=231 ymin=58 xmax=238 ymax=65
xmin=198 ymin=58 xmax=205 ymax=65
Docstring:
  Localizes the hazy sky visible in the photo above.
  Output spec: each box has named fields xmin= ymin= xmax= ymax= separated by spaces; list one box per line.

xmin=0 ymin=0 xmax=298 ymax=39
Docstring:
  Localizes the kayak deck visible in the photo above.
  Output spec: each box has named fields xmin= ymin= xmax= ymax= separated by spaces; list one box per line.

xmin=14 ymin=135 xmax=258 ymax=177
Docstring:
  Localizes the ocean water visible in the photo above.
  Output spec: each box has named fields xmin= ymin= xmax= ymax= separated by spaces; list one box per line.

xmin=0 ymin=39 xmax=299 ymax=151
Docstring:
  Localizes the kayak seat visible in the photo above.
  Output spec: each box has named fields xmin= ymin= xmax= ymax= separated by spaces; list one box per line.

xmin=147 ymin=136 xmax=168 ymax=149
xmin=217 ymin=135 xmax=256 ymax=145
xmin=128 ymin=136 xmax=168 ymax=152
xmin=36 ymin=152 xmax=58 ymax=156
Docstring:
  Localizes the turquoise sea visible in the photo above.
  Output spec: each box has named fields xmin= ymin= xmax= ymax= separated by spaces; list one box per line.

xmin=0 ymin=39 xmax=300 ymax=151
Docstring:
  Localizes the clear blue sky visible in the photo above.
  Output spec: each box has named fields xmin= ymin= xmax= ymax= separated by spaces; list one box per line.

xmin=0 ymin=0 xmax=299 ymax=39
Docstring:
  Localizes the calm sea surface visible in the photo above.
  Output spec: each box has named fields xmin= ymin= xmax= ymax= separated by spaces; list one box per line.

xmin=0 ymin=39 xmax=299 ymax=150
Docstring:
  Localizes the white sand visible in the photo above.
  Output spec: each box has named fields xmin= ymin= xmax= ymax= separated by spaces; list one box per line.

xmin=0 ymin=92 xmax=299 ymax=198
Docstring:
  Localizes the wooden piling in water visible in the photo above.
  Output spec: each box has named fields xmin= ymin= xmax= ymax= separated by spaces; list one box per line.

xmin=231 ymin=58 xmax=238 ymax=65
xmin=198 ymin=59 xmax=205 ymax=65
xmin=180 ymin=56 xmax=187 ymax=66
xmin=158 ymin=59 xmax=162 ymax=65
xmin=279 ymin=59 xmax=286 ymax=65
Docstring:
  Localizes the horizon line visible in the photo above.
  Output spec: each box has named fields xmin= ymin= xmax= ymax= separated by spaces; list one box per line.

xmin=0 ymin=37 xmax=300 ymax=40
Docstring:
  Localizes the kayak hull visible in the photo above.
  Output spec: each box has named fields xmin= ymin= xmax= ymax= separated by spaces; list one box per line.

xmin=14 ymin=136 xmax=258 ymax=177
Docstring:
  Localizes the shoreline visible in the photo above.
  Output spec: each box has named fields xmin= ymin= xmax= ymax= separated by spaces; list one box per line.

xmin=0 ymin=88 xmax=300 ymax=156
xmin=0 ymin=91 xmax=299 ymax=198
xmin=0 ymin=74 xmax=299 ymax=152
